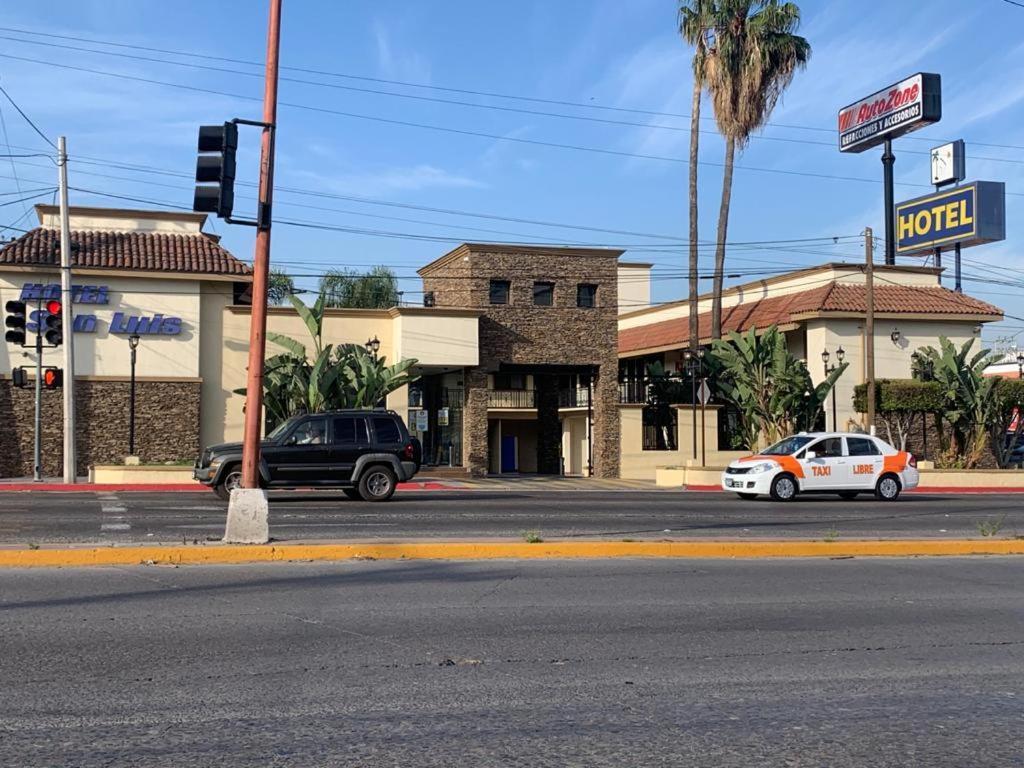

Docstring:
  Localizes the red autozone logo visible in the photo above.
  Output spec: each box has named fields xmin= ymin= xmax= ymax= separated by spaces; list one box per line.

xmin=839 ymin=80 xmax=921 ymax=132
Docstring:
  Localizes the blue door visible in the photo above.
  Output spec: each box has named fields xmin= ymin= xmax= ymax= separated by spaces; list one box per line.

xmin=501 ymin=435 xmax=517 ymax=473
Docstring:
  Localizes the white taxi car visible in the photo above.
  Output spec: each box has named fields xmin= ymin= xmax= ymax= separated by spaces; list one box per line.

xmin=721 ymin=432 xmax=919 ymax=502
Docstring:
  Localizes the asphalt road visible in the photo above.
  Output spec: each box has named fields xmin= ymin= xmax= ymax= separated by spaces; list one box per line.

xmin=0 ymin=489 xmax=1022 ymax=545
xmin=2 ymin=557 xmax=1022 ymax=767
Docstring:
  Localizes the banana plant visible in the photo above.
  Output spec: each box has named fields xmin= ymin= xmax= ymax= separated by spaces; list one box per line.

xmin=914 ymin=336 xmax=999 ymax=467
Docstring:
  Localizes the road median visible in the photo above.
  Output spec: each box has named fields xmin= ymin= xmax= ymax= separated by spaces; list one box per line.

xmin=3 ymin=538 xmax=1024 ymax=568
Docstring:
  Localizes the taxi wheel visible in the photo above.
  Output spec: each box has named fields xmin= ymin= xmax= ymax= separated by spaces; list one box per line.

xmin=875 ymin=473 xmax=902 ymax=501
xmin=769 ymin=474 xmax=798 ymax=502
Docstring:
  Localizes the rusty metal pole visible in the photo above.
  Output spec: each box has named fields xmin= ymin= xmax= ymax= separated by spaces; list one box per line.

xmin=240 ymin=0 xmax=282 ymax=489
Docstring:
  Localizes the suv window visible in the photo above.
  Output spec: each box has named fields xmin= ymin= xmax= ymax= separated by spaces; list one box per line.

xmin=847 ymin=437 xmax=881 ymax=456
xmin=372 ymin=416 xmax=402 ymax=444
xmin=332 ymin=416 xmax=368 ymax=445
xmin=808 ymin=437 xmax=844 ymax=458
xmin=285 ymin=418 xmax=327 ymax=446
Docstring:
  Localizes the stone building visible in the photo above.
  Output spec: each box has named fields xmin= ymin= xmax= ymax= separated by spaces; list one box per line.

xmin=418 ymin=243 xmax=622 ymax=478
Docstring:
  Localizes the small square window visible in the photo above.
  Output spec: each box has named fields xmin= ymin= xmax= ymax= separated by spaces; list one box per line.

xmin=489 ymin=279 xmax=510 ymax=305
xmin=533 ymin=281 xmax=554 ymax=306
xmin=577 ymin=284 xmax=598 ymax=308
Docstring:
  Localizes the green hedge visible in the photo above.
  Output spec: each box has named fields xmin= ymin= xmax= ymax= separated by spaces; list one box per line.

xmin=853 ymin=377 xmax=1024 ymax=413
xmin=853 ymin=379 xmax=944 ymax=413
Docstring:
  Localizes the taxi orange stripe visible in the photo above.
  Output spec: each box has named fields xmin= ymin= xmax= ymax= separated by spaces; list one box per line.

xmin=738 ymin=454 xmax=805 ymax=479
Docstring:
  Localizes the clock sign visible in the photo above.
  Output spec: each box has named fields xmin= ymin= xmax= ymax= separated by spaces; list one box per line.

xmin=930 ymin=140 xmax=965 ymax=187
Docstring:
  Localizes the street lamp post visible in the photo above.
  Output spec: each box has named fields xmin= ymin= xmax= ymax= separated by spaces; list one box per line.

xmin=821 ymin=346 xmax=846 ymax=432
xmin=1017 ymin=351 xmax=1024 ymax=380
xmin=365 ymin=335 xmax=381 ymax=362
xmin=128 ymin=333 xmax=140 ymax=456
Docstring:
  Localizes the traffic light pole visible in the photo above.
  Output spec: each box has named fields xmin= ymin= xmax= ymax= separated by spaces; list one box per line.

xmin=33 ymin=300 xmax=43 ymax=482
xmin=226 ymin=0 xmax=281 ymax=544
xmin=58 ymin=136 xmax=77 ymax=483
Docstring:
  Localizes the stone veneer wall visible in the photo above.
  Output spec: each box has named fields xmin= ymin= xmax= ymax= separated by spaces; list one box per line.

xmin=421 ymin=246 xmax=621 ymax=477
xmin=0 ymin=379 xmax=201 ymax=477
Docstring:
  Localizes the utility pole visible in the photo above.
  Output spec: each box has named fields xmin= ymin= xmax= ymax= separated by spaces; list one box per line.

xmin=865 ymin=227 xmax=876 ymax=435
xmin=57 ymin=136 xmax=76 ymax=483
xmin=226 ymin=0 xmax=281 ymax=544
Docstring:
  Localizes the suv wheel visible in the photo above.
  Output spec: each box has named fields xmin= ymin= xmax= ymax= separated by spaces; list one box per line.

xmin=214 ymin=465 xmax=242 ymax=501
xmin=359 ymin=465 xmax=398 ymax=502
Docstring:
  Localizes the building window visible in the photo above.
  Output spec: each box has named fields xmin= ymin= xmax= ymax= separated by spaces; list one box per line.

xmin=489 ymin=279 xmax=511 ymax=305
xmin=642 ymin=405 xmax=677 ymax=451
xmin=577 ymin=283 xmax=598 ymax=308
xmin=533 ymin=281 xmax=554 ymax=306
xmin=494 ymin=373 xmax=526 ymax=390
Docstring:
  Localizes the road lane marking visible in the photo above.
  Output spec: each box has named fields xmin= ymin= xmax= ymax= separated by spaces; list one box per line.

xmin=98 ymin=494 xmax=130 ymax=534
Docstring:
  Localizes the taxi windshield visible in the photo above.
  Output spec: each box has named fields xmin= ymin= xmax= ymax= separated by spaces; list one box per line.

xmin=761 ymin=435 xmax=816 ymax=456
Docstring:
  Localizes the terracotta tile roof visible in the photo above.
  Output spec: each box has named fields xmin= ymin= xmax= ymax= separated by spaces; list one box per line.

xmin=619 ymin=282 xmax=1002 ymax=354
xmin=0 ymin=227 xmax=252 ymax=277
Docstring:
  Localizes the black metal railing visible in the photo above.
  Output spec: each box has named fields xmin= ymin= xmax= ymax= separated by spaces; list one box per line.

xmin=558 ymin=387 xmax=592 ymax=408
xmin=487 ymin=389 xmax=536 ymax=408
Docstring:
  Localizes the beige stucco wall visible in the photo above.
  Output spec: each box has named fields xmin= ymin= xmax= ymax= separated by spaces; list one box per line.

xmin=1 ymin=269 xmax=203 ymax=379
xmin=618 ymin=264 xmax=651 ymax=314
xmin=805 ymin=317 xmax=982 ymax=429
xmin=619 ymin=404 xmax=744 ymax=480
xmin=618 ymin=264 xmax=946 ymax=331
xmin=210 ymin=306 xmax=480 ymax=447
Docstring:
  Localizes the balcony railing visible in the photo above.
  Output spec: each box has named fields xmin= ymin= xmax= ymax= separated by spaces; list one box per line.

xmin=488 ymin=389 xmax=536 ymax=409
xmin=558 ymin=387 xmax=592 ymax=408
xmin=618 ymin=379 xmax=651 ymax=404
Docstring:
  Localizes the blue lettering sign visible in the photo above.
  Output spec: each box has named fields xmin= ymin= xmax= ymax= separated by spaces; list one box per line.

xmin=18 ymin=283 xmax=182 ymax=337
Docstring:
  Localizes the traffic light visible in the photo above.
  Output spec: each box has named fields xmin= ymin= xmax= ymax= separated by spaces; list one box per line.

xmin=43 ymin=299 xmax=63 ymax=347
xmin=5 ymin=300 xmax=27 ymax=345
xmin=42 ymin=367 xmax=62 ymax=389
xmin=11 ymin=366 xmax=27 ymax=388
xmin=193 ymin=122 xmax=237 ymax=219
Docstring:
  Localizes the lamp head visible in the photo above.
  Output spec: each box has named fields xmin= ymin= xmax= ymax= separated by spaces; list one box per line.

xmin=128 ymin=334 xmax=141 ymax=350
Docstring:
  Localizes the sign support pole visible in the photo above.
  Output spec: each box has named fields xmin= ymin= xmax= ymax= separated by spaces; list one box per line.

xmin=882 ymin=139 xmax=896 ymax=266
xmin=58 ymin=136 xmax=77 ymax=483
xmin=865 ymin=228 xmax=876 ymax=435
xmin=954 ymin=242 xmax=962 ymax=293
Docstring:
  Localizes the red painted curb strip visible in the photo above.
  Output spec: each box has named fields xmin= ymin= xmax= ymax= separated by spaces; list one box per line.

xmin=0 ymin=481 xmax=463 ymax=493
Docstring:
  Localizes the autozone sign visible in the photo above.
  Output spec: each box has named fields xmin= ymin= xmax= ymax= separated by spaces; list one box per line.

xmin=838 ymin=73 xmax=941 ymax=153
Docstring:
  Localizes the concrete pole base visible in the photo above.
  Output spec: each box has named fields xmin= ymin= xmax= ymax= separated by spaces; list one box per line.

xmin=224 ymin=488 xmax=270 ymax=544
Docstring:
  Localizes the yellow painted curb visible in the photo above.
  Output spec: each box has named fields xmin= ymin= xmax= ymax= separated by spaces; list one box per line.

xmin=2 ymin=539 xmax=1024 ymax=568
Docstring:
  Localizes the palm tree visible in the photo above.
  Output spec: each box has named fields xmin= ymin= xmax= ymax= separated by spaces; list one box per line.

xmin=703 ymin=0 xmax=810 ymax=339
xmin=678 ymin=0 xmax=719 ymax=353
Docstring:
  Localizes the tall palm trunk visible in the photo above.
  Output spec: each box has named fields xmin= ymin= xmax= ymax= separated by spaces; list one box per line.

xmin=711 ymin=135 xmax=735 ymax=340
xmin=687 ymin=74 xmax=701 ymax=353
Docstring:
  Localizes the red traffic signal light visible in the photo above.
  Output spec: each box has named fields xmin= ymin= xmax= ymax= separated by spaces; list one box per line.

xmin=43 ymin=300 xmax=63 ymax=347
xmin=42 ymin=367 xmax=63 ymax=389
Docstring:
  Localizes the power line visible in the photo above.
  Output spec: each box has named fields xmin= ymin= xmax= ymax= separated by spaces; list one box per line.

xmin=8 ymin=52 xmax=1022 ymax=199
xmin=0 ymin=82 xmax=55 ymax=150
xmin=3 ymin=24 xmax=1024 ymax=153
xmin=5 ymin=33 xmax=1024 ymax=168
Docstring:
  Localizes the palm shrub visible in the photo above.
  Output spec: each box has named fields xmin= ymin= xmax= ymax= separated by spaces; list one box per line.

xmin=235 ymin=293 xmax=418 ymax=430
xmin=913 ymin=337 xmax=999 ymax=468
xmin=708 ymin=326 xmax=846 ymax=449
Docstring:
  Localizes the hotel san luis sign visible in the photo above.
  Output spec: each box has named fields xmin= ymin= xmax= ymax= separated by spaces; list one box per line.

xmin=18 ymin=282 xmax=184 ymax=336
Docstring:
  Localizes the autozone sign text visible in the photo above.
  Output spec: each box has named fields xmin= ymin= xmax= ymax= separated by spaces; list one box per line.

xmin=838 ymin=73 xmax=941 ymax=153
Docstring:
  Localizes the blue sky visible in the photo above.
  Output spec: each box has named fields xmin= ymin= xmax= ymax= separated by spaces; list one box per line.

xmin=0 ymin=0 xmax=1021 ymax=345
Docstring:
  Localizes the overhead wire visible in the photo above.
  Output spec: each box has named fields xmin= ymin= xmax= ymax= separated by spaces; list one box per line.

xmin=0 ymin=82 xmax=55 ymax=150
xmin=2 ymin=24 xmax=1024 ymax=152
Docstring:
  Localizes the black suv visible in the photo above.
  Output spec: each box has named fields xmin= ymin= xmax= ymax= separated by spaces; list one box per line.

xmin=194 ymin=409 xmax=421 ymax=501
